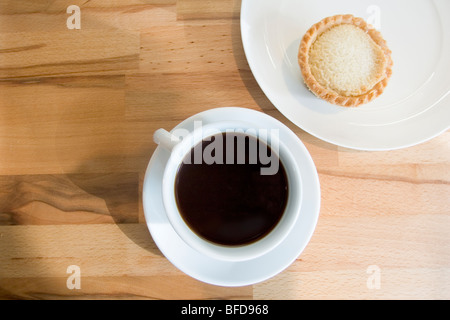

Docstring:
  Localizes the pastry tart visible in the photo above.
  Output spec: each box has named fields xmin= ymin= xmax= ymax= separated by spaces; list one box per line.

xmin=298 ymin=14 xmax=393 ymax=107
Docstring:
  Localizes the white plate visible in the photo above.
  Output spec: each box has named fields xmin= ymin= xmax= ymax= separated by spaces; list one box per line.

xmin=241 ymin=0 xmax=450 ymax=151
xmin=142 ymin=107 xmax=320 ymax=287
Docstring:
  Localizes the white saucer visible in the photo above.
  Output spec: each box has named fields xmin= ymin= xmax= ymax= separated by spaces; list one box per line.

xmin=142 ymin=107 xmax=321 ymax=287
xmin=241 ymin=0 xmax=450 ymax=150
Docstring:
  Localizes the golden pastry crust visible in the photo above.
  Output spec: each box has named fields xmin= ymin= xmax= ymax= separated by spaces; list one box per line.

xmin=298 ymin=14 xmax=393 ymax=107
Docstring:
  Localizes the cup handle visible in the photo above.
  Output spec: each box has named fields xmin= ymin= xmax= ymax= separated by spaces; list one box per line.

xmin=153 ymin=129 xmax=181 ymax=152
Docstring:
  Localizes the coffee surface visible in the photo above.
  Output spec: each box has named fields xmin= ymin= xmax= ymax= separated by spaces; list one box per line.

xmin=174 ymin=132 xmax=288 ymax=246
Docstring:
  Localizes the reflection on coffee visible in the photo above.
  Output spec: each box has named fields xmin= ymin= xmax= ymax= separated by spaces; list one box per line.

xmin=174 ymin=132 xmax=289 ymax=247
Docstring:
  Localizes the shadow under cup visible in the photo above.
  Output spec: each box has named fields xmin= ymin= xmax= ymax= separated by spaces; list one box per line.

xmin=162 ymin=123 xmax=302 ymax=262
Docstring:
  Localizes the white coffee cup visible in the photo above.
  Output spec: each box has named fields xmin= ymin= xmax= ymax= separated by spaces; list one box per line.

xmin=154 ymin=120 xmax=302 ymax=262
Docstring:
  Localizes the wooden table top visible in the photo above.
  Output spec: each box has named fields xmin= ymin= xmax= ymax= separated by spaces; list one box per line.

xmin=0 ymin=0 xmax=449 ymax=300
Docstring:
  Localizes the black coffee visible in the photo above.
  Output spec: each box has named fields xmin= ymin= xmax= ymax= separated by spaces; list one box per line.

xmin=174 ymin=132 xmax=288 ymax=246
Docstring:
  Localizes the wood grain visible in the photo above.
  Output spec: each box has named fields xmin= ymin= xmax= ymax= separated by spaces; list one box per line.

xmin=0 ymin=31 xmax=140 ymax=78
xmin=177 ymin=0 xmax=241 ymax=20
xmin=0 ymin=0 xmax=449 ymax=300
xmin=0 ymin=173 xmax=138 ymax=225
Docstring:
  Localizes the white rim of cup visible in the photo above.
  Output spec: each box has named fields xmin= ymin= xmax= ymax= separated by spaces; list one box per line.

xmin=157 ymin=121 xmax=302 ymax=262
